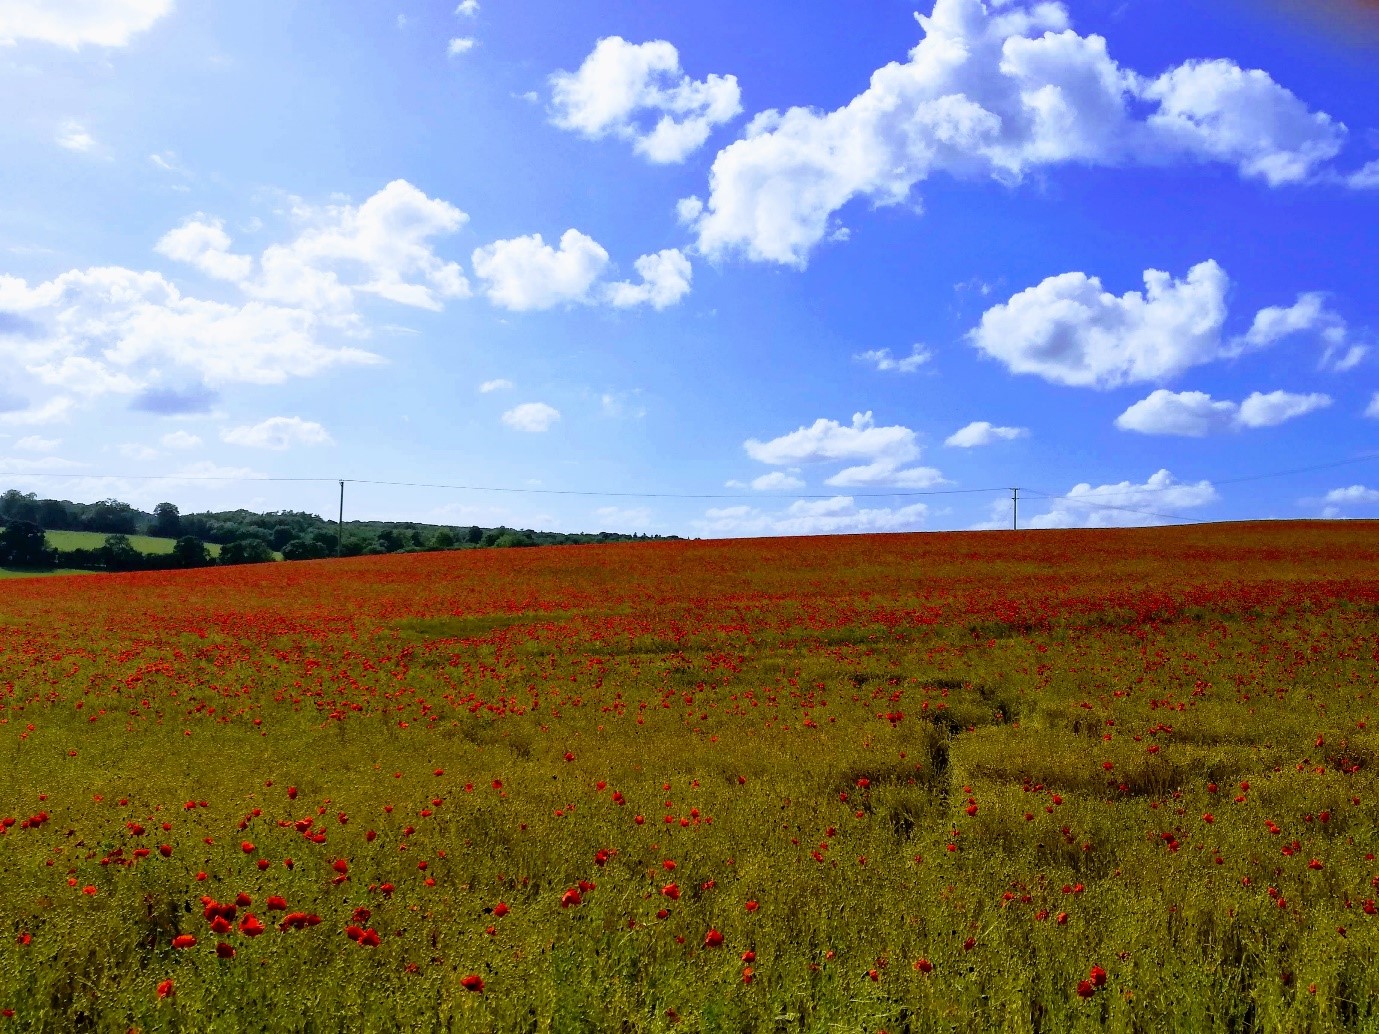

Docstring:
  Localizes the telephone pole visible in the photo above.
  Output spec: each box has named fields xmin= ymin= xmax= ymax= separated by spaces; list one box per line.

xmin=337 ymin=480 xmax=345 ymax=557
xmin=1012 ymin=487 xmax=1019 ymax=531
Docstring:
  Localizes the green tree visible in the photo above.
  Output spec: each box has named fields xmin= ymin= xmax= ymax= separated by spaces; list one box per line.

xmin=172 ymin=536 xmax=210 ymax=568
xmin=151 ymin=502 xmax=181 ymax=538
xmin=0 ymin=520 xmax=57 ymax=568
xmin=270 ymin=525 xmax=296 ymax=551
xmin=100 ymin=534 xmax=143 ymax=572
xmin=466 ymin=525 xmax=483 ymax=544
xmin=431 ymin=528 xmax=456 ymax=550
xmin=281 ymin=538 xmax=329 ymax=561
xmin=220 ymin=539 xmax=275 ymax=565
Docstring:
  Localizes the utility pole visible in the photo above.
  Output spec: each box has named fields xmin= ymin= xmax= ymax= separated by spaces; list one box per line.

xmin=337 ymin=480 xmax=345 ymax=557
xmin=1012 ymin=487 xmax=1019 ymax=531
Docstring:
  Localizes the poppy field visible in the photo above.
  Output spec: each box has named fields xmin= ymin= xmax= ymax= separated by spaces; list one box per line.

xmin=1 ymin=522 xmax=1378 ymax=1033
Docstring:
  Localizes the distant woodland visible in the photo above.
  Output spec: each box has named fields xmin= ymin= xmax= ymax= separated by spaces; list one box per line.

xmin=0 ymin=488 xmax=673 ymax=572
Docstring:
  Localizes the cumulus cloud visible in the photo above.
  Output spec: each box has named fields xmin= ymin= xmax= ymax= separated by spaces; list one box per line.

xmin=550 ymin=36 xmax=742 ymax=163
xmin=945 ymin=421 xmax=1028 ymax=447
xmin=605 ymin=249 xmax=692 ymax=309
xmin=696 ymin=496 xmax=929 ymax=538
xmin=745 ymin=411 xmax=918 ymax=466
xmin=1323 ymin=485 xmax=1379 ymax=506
xmin=14 ymin=435 xmax=60 ymax=452
xmin=478 ymin=378 xmax=513 ymax=393
xmin=1115 ymin=388 xmax=1332 ymax=435
xmin=969 ymin=260 xmax=1230 ymax=388
xmin=688 ymin=0 xmax=1345 ymax=266
xmin=1367 ymin=393 xmax=1379 ymax=419
xmin=0 ymin=266 xmax=382 ymax=393
xmin=501 ymin=402 xmax=561 ymax=432
xmin=0 ymin=0 xmax=174 ymax=48
xmin=456 ymin=1 xmax=480 ymax=15
xmin=854 ymin=345 xmax=931 ymax=373
xmin=155 ymin=216 xmax=254 ymax=282
xmin=472 ymin=230 xmax=609 ymax=310
xmin=1029 ymin=469 xmax=1217 ymax=528
xmin=221 ymin=416 xmax=334 ymax=450
xmin=447 ymin=37 xmax=476 ymax=56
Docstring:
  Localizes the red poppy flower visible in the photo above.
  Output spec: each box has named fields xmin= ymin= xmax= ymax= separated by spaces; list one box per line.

xmin=240 ymin=841 xmax=255 ymax=854
xmin=215 ymin=942 xmax=235 ymax=959
xmin=461 ymin=974 xmax=484 ymax=993
xmin=156 ymin=980 xmax=174 ymax=1000
xmin=172 ymin=935 xmax=196 ymax=949
xmin=561 ymin=888 xmax=582 ymax=908
xmin=1076 ymin=980 xmax=1095 ymax=999
xmin=240 ymin=915 xmax=265 ymax=937
xmin=493 ymin=902 xmax=510 ymax=918
xmin=704 ymin=929 xmax=724 ymax=948
xmin=914 ymin=958 xmax=933 ymax=973
xmin=744 ymin=900 xmax=759 ymax=912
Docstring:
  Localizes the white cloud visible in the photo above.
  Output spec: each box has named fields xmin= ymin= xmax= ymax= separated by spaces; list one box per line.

xmin=1324 ymin=485 xmax=1379 ymax=506
xmin=221 ymin=416 xmax=334 ymax=450
xmin=0 ymin=397 xmax=73 ymax=425
xmin=501 ymin=402 xmax=561 ymax=432
xmin=1115 ymin=388 xmax=1331 ymax=436
xmin=689 ymin=0 xmax=1344 ymax=266
xmin=55 ymin=121 xmax=97 ymax=153
xmin=14 ymin=435 xmax=60 ymax=452
xmin=447 ymin=37 xmax=476 ymax=56
xmin=550 ymin=36 xmax=742 ymax=163
xmin=825 ymin=461 xmax=946 ymax=489
xmin=156 ymin=215 xmax=254 ymax=282
xmin=744 ymin=471 xmax=805 ymax=491
xmin=0 ymin=454 xmax=85 ymax=473
xmin=160 ymin=429 xmax=201 ymax=449
xmin=606 ymin=249 xmax=692 ymax=309
xmin=455 ymin=1 xmax=480 ymax=15
xmin=745 ymin=411 xmax=918 ymax=466
xmin=169 ymin=460 xmax=263 ymax=482
xmin=1367 ymin=393 xmax=1379 ymax=419
xmin=117 ymin=442 xmax=158 ymax=460
xmin=1349 ymin=160 xmax=1379 ymax=190
xmin=969 ymin=260 xmax=1230 ymax=388
xmin=945 ymin=421 xmax=1028 ymax=447
xmin=472 ymin=229 xmax=609 ymax=310
xmin=478 ymin=378 xmax=513 ymax=393
xmin=148 ymin=151 xmax=187 ymax=174
xmin=696 ymin=496 xmax=929 ymax=538
xmin=1235 ymin=390 xmax=1332 ymax=428
xmin=1233 ymin=292 xmax=1351 ymax=361
xmin=0 ymin=266 xmax=382 ymax=393
xmin=250 ymin=180 xmax=470 ymax=314
xmin=855 ymin=345 xmax=931 ymax=373
xmin=1114 ymin=390 xmax=1236 ymax=437
xmin=1029 ymin=469 xmax=1217 ymax=528
xmin=0 ymin=0 xmax=173 ymax=48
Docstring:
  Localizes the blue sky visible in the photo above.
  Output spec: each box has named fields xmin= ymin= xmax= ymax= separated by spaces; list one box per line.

xmin=0 ymin=0 xmax=1376 ymax=536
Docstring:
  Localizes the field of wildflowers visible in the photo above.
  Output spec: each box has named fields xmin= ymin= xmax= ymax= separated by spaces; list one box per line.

xmin=0 ymin=522 xmax=1377 ymax=1032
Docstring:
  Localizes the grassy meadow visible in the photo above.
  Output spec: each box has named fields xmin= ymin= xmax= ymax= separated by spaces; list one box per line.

xmin=0 ymin=523 xmax=1376 ymax=1032
xmin=43 ymin=530 xmax=224 ymax=557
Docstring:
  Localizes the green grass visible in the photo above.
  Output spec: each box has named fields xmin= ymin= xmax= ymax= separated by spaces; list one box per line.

xmin=45 ymin=529 xmax=222 ymax=557
xmin=0 ymin=567 xmax=87 ymax=579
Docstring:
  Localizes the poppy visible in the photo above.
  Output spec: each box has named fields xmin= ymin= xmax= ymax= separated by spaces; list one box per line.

xmin=561 ymin=889 xmax=582 ymax=908
xmin=156 ymin=980 xmax=174 ymax=1000
xmin=172 ymin=935 xmax=196 ymax=949
xmin=460 ymin=974 xmax=484 ymax=993
xmin=704 ymin=929 xmax=724 ymax=948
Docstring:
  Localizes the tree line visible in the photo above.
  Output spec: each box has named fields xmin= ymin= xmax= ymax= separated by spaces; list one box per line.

xmin=0 ymin=489 xmax=674 ymax=573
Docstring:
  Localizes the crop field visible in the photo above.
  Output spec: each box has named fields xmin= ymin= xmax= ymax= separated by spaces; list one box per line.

xmin=1 ymin=522 xmax=1378 ymax=1033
